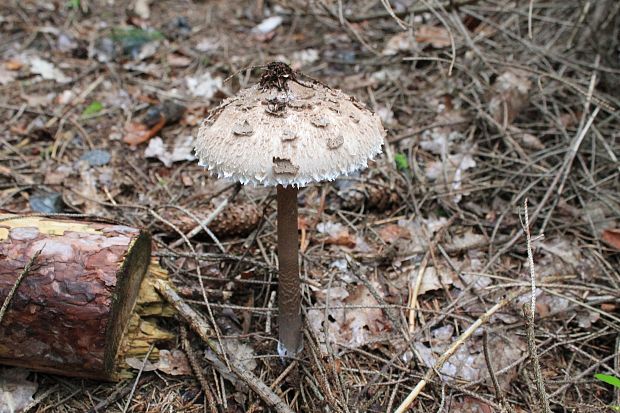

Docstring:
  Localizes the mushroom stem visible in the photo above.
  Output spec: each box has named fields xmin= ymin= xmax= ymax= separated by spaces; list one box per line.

xmin=276 ymin=184 xmax=302 ymax=357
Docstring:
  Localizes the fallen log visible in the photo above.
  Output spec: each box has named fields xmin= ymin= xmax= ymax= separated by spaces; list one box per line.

xmin=0 ymin=213 xmax=154 ymax=380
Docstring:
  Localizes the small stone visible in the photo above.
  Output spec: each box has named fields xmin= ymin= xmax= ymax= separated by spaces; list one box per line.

xmin=30 ymin=192 xmax=63 ymax=213
xmin=80 ymin=149 xmax=111 ymax=166
xmin=232 ymin=120 xmax=253 ymax=136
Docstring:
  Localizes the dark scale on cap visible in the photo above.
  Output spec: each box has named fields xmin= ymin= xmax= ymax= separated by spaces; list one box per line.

xmin=264 ymin=97 xmax=288 ymax=116
xmin=232 ymin=120 xmax=253 ymax=136
xmin=259 ymin=62 xmax=296 ymax=91
xmin=327 ymin=134 xmax=344 ymax=149
xmin=282 ymin=130 xmax=297 ymax=141
xmin=311 ymin=116 xmax=330 ymax=128
xmin=273 ymin=157 xmax=299 ymax=175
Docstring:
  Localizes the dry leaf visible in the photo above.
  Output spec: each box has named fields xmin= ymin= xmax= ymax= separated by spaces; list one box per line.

xmin=125 ymin=357 xmax=158 ymax=371
xmin=450 ymin=397 xmax=493 ymax=413
xmin=144 ymin=136 xmax=196 ymax=167
xmin=0 ymin=368 xmax=38 ymax=413
xmin=377 ymin=224 xmax=410 ymax=244
xmin=0 ymin=67 xmax=16 ymax=85
xmin=382 ymin=32 xmax=415 ymax=55
xmin=308 ymin=281 xmax=392 ymax=348
xmin=29 ymin=57 xmax=71 ymax=83
xmin=317 ymin=221 xmax=356 ymax=248
xmin=415 ymin=25 xmax=451 ymax=48
xmin=224 ymin=340 xmax=257 ymax=372
xmin=167 ymin=53 xmax=192 ymax=67
xmin=509 ymin=126 xmax=545 ymax=150
xmin=412 ymin=266 xmax=457 ymax=295
xmin=601 ymin=228 xmax=620 ymax=250
xmin=325 ymin=232 xmax=356 ymax=248
xmin=186 ymin=72 xmax=222 ymax=99
xmin=413 ymin=334 xmax=524 ymax=387
xmin=123 ymin=117 xmax=165 ymax=145
xmin=446 ymin=230 xmax=486 ymax=251
xmin=251 ymin=16 xmax=283 ymax=34
xmin=133 ymin=0 xmax=151 ymax=19
xmin=156 ymin=349 xmax=192 ymax=376
xmin=488 ymin=69 xmax=531 ymax=125
xmin=4 ymin=59 xmax=23 ymax=71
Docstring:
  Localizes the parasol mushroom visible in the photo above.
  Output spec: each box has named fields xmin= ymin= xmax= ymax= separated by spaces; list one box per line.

xmin=194 ymin=62 xmax=385 ymax=357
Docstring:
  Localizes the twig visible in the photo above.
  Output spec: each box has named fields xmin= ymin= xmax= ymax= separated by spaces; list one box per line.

xmin=0 ymin=247 xmax=43 ymax=324
xmin=527 ymin=0 xmax=534 ymax=39
xmin=122 ymin=344 xmax=155 ymax=413
xmin=522 ymin=199 xmax=552 ymax=413
xmin=181 ymin=324 xmax=218 ymax=413
xmin=346 ymin=0 xmax=479 ymax=22
xmin=155 ymin=280 xmax=295 ymax=413
xmin=169 ymin=184 xmax=240 ymax=249
xmin=86 ymin=377 xmax=154 ymax=413
xmin=149 ymin=209 xmax=230 ymax=369
xmin=483 ymin=331 xmax=516 ymax=413
xmin=408 ymin=216 xmax=454 ymax=332
xmin=394 ymin=288 xmax=524 ymax=413
xmin=247 ymin=361 xmax=298 ymax=413
xmin=379 ymin=0 xmax=409 ymax=30
xmin=23 ymin=385 xmax=59 ymax=413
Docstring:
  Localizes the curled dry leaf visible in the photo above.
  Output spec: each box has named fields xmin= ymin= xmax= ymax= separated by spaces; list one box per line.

xmin=412 ymin=266 xmax=458 ymax=295
xmin=144 ymin=136 xmax=196 ymax=167
xmin=123 ymin=116 xmax=166 ymax=145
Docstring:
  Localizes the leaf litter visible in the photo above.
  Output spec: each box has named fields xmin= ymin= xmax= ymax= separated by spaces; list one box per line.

xmin=0 ymin=1 xmax=618 ymax=412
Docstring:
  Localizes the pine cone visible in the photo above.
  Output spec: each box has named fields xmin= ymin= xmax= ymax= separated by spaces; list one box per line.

xmin=159 ymin=202 xmax=262 ymax=238
xmin=338 ymin=183 xmax=399 ymax=212
xmin=208 ymin=203 xmax=262 ymax=237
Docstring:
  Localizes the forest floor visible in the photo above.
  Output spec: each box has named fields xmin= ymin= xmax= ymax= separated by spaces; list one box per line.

xmin=1 ymin=0 xmax=619 ymax=412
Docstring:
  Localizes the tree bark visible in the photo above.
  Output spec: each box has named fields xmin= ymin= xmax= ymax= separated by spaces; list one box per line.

xmin=0 ymin=213 xmax=151 ymax=380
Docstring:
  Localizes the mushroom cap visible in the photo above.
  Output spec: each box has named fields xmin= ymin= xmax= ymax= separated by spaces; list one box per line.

xmin=194 ymin=74 xmax=385 ymax=187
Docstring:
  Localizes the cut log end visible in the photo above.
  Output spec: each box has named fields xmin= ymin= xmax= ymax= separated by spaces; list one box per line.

xmin=0 ymin=214 xmax=153 ymax=380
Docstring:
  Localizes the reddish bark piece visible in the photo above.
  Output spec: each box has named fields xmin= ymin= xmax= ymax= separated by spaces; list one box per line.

xmin=0 ymin=214 xmax=151 ymax=380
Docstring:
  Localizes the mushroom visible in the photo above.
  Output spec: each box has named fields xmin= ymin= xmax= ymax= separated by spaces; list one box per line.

xmin=194 ymin=62 xmax=385 ymax=358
